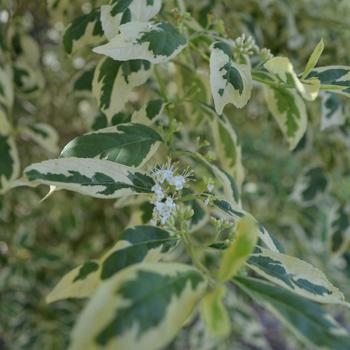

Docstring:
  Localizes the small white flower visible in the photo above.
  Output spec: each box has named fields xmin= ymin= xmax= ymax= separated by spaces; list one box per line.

xmin=204 ymin=197 xmax=210 ymax=206
xmin=151 ymin=196 xmax=177 ymax=225
xmin=151 ymin=184 xmax=164 ymax=201
xmin=152 ymin=167 xmax=174 ymax=184
xmin=169 ymin=175 xmax=186 ymax=190
xmin=207 ymin=184 xmax=214 ymax=192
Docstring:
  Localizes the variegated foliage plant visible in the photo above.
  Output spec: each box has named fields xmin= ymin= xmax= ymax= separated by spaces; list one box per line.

xmin=2 ymin=0 xmax=350 ymax=349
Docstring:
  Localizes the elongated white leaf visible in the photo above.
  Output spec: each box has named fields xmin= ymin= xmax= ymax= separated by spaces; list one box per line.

xmin=60 ymin=123 xmax=162 ymax=167
xmin=23 ymin=157 xmax=155 ymax=198
xmin=93 ymin=21 xmax=187 ymax=64
xmin=264 ymin=86 xmax=307 ymax=150
xmin=247 ymin=247 xmax=345 ymax=304
xmin=92 ymin=57 xmax=151 ymax=120
xmin=69 ymin=262 xmax=207 ymax=350
xmin=47 ymin=225 xmax=177 ymax=303
xmin=210 ymin=41 xmax=252 ymax=114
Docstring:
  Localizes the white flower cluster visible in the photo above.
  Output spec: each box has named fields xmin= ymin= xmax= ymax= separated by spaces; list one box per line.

xmin=150 ymin=163 xmax=188 ymax=226
xmin=232 ymin=33 xmax=259 ymax=58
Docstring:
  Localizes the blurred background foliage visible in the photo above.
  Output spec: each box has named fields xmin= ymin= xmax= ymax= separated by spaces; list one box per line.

xmin=1 ymin=0 xmax=350 ymax=349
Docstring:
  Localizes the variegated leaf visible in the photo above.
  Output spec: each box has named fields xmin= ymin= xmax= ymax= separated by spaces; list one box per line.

xmin=0 ymin=65 xmax=14 ymax=113
xmin=306 ymin=66 xmax=350 ymax=97
xmin=321 ymin=92 xmax=345 ymax=130
xmin=292 ymin=166 xmax=328 ymax=205
xmin=100 ymin=0 xmax=162 ymax=40
xmin=182 ymin=188 xmax=208 ymax=233
xmin=199 ymin=103 xmax=245 ymax=190
xmin=47 ymin=225 xmax=177 ymax=303
xmin=212 ymin=113 xmax=244 ymax=190
xmin=63 ymin=9 xmax=104 ymax=54
xmin=131 ymin=99 xmax=164 ymax=125
xmin=23 ymin=157 xmax=155 ymax=198
xmin=72 ymin=65 xmax=96 ymax=96
xmin=9 ymin=31 xmax=41 ymax=66
xmin=92 ymin=57 xmax=151 ymax=120
xmin=60 ymin=123 xmax=162 ymax=167
xmin=187 ymin=151 xmax=240 ymax=207
xmin=0 ymin=107 xmax=11 ymax=135
xmin=13 ymin=61 xmax=45 ymax=96
xmin=200 ymin=286 xmax=230 ymax=337
xmin=210 ymin=41 xmax=252 ymax=114
xmin=23 ymin=123 xmax=59 ymax=154
xmin=213 ymin=199 xmax=280 ymax=252
xmin=93 ymin=21 xmax=187 ymax=64
xmin=236 ymin=276 xmax=350 ymax=349
xmin=264 ymin=86 xmax=307 ymax=150
xmin=329 ymin=205 xmax=350 ymax=255
xmin=69 ymin=262 xmax=207 ymax=350
xmin=246 ymin=247 xmax=345 ymax=304
xmin=218 ymin=215 xmax=258 ymax=282
xmin=0 ymin=134 xmax=20 ymax=194
xmin=264 ymin=56 xmax=320 ymax=101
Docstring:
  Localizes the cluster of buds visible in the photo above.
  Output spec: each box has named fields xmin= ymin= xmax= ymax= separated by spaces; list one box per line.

xmin=259 ymin=47 xmax=273 ymax=61
xmin=150 ymin=162 xmax=191 ymax=226
xmin=232 ymin=33 xmax=259 ymax=60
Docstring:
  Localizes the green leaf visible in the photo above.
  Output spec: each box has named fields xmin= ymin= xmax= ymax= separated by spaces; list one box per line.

xmin=93 ymin=21 xmax=187 ymax=64
xmin=235 ymin=276 xmax=350 ymax=350
xmin=60 ymin=123 xmax=162 ymax=167
xmin=0 ymin=134 xmax=20 ymax=194
xmin=264 ymin=86 xmax=307 ymax=150
xmin=92 ymin=57 xmax=151 ymax=120
xmin=247 ymin=247 xmax=345 ymax=304
xmin=218 ymin=215 xmax=258 ymax=282
xmin=210 ymin=41 xmax=252 ymax=114
xmin=63 ymin=9 xmax=104 ymax=54
xmin=47 ymin=225 xmax=177 ymax=303
xmin=69 ymin=262 xmax=207 ymax=350
xmin=306 ymin=66 xmax=350 ymax=97
xmin=23 ymin=157 xmax=155 ymax=198
xmin=200 ymin=286 xmax=230 ymax=337
xmin=302 ymin=38 xmax=324 ymax=79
